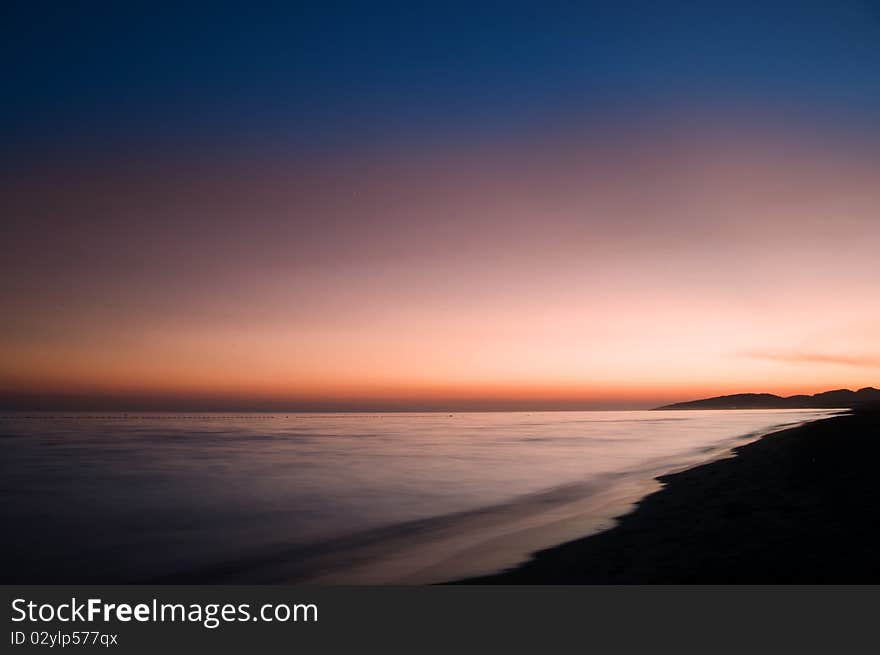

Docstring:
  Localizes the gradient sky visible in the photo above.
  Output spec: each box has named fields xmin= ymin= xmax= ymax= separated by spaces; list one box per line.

xmin=2 ymin=1 xmax=880 ymax=410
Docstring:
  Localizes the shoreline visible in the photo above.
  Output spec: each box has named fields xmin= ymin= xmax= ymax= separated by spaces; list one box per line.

xmin=1 ymin=410 xmax=844 ymax=584
xmin=462 ymin=409 xmax=880 ymax=583
xmin=148 ymin=413 xmax=834 ymax=584
xmin=282 ymin=415 xmax=828 ymax=584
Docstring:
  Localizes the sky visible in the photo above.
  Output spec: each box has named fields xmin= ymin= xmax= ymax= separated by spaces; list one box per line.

xmin=2 ymin=1 xmax=880 ymax=410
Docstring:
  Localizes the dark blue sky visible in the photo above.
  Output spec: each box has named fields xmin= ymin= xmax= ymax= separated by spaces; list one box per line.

xmin=3 ymin=1 xmax=880 ymax=151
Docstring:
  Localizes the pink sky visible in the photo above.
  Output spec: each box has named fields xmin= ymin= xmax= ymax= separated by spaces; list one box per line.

xmin=2 ymin=116 xmax=879 ymax=409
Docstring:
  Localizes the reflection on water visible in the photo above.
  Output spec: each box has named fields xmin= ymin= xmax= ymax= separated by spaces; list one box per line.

xmin=0 ymin=409 xmax=838 ymax=582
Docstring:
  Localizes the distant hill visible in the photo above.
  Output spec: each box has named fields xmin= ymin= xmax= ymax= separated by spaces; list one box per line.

xmin=657 ymin=387 xmax=880 ymax=410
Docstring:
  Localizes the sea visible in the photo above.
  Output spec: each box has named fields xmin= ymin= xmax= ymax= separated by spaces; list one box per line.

xmin=0 ymin=409 xmax=839 ymax=583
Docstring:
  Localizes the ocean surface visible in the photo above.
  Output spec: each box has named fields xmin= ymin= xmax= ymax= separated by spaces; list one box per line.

xmin=0 ymin=409 xmax=839 ymax=583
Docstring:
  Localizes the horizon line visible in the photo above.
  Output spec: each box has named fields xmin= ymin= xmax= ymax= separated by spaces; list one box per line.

xmin=1 ymin=386 xmax=874 ymax=414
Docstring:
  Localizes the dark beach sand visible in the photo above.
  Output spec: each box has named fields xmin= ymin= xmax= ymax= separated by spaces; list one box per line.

xmin=465 ymin=409 xmax=880 ymax=583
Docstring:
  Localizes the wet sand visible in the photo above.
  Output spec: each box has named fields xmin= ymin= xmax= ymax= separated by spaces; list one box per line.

xmin=466 ymin=409 xmax=880 ymax=583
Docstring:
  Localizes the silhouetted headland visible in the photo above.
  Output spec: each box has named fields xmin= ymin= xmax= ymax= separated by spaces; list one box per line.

xmin=465 ymin=408 xmax=880 ymax=583
xmin=657 ymin=387 xmax=880 ymax=410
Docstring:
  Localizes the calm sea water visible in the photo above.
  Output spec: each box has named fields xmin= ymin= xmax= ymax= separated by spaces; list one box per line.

xmin=0 ymin=409 xmax=838 ymax=583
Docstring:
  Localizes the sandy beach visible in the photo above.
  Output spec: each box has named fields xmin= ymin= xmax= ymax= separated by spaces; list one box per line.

xmin=466 ymin=409 xmax=880 ymax=583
